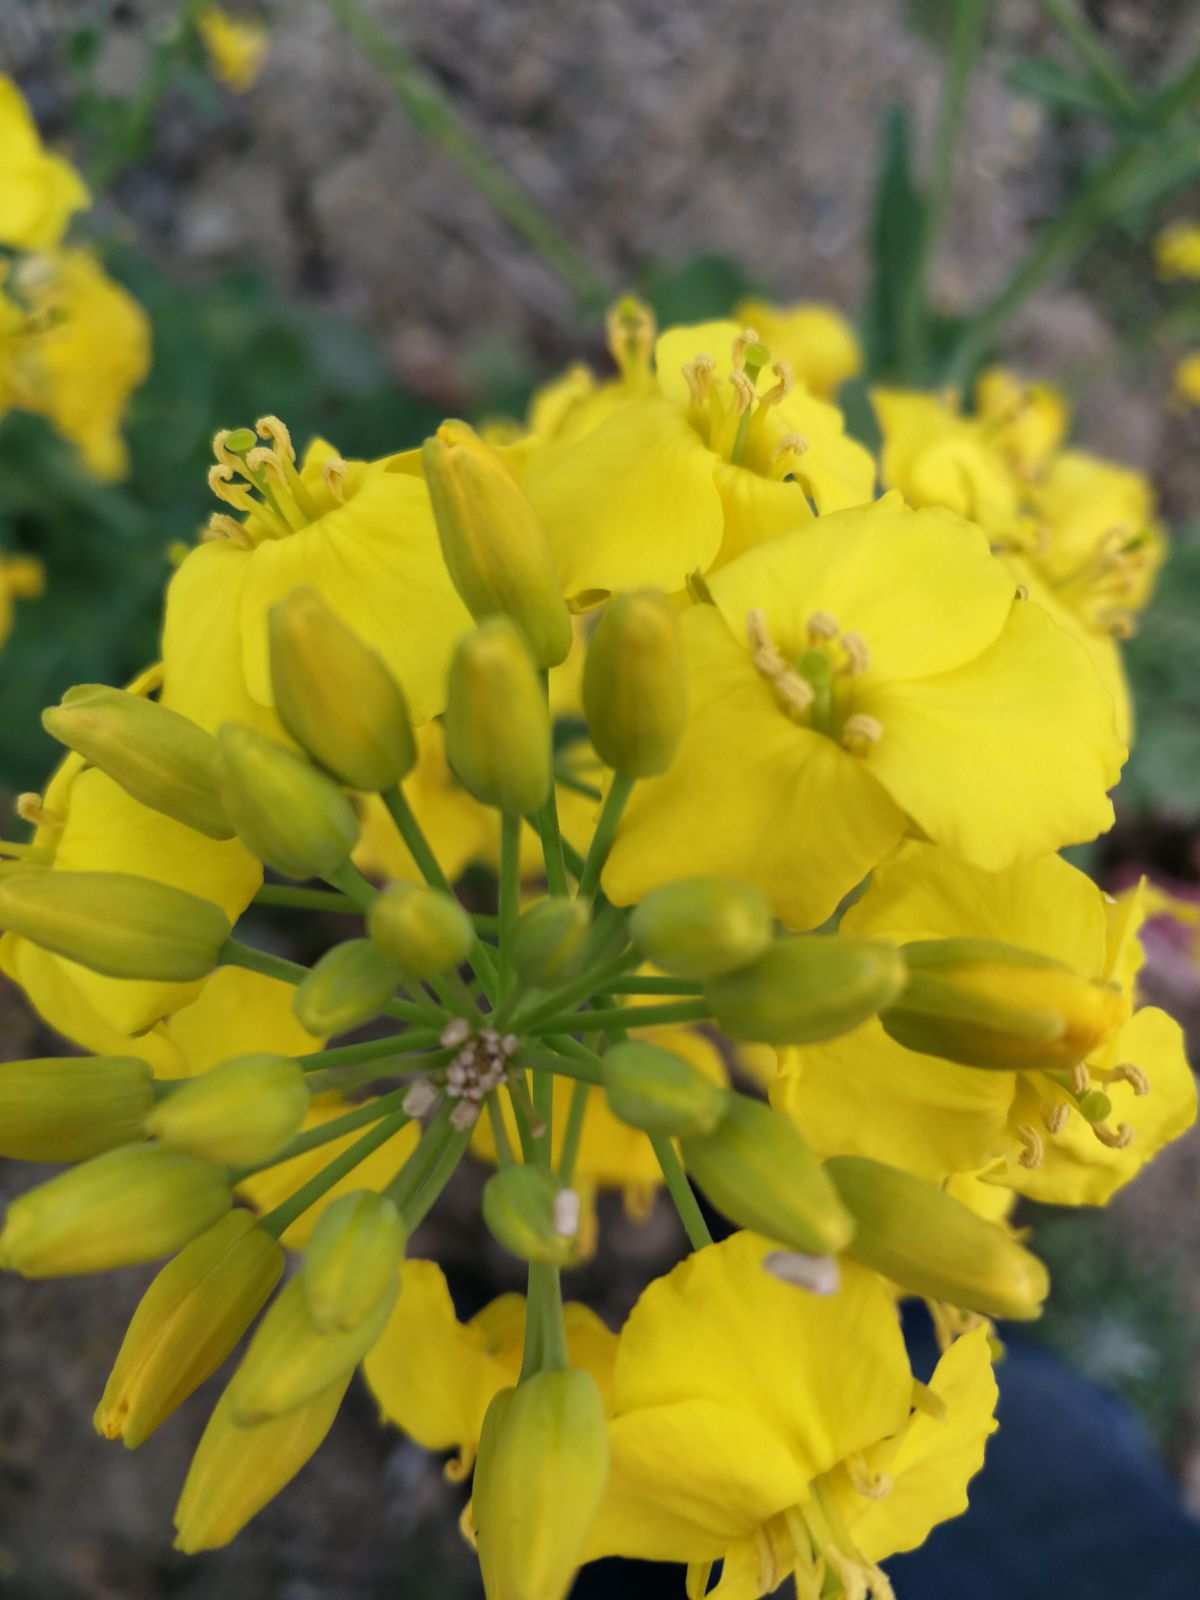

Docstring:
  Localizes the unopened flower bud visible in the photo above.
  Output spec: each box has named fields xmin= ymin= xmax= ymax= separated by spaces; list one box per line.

xmin=423 ymin=421 xmax=572 ymax=669
xmin=826 ymin=1155 xmax=1049 ymax=1321
xmin=705 ymin=935 xmax=907 ymax=1044
xmin=227 ymin=1271 xmax=398 ymax=1425
xmin=583 ymin=590 xmax=687 ymax=776
xmin=0 ymin=1056 xmax=155 ymax=1162
xmin=268 ymin=587 xmax=417 ymax=791
xmin=302 ymin=1191 xmax=407 ymax=1333
xmin=511 ymin=896 xmax=591 ymax=987
xmin=444 ymin=619 xmax=551 ymax=815
xmin=216 ymin=724 xmax=360 ymax=880
xmin=680 ymin=1093 xmax=854 ymax=1256
xmin=473 ymin=1369 xmax=609 ymax=1600
xmin=42 ymin=686 xmax=232 ymax=839
xmin=95 ymin=1210 xmax=284 ymax=1448
xmin=0 ymin=1145 xmax=232 ymax=1277
xmin=0 ymin=869 xmax=231 ymax=981
xmin=630 ymin=876 xmax=773 ymax=979
xmin=482 ymin=1165 xmax=577 ymax=1266
xmin=293 ymin=938 xmax=402 ymax=1036
xmin=367 ymin=884 xmax=474 ymax=978
xmin=881 ymin=937 xmax=1126 ymax=1071
xmin=145 ymin=1054 xmax=309 ymax=1167
xmin=602 ymin=1039 xmax=730 ymax=1137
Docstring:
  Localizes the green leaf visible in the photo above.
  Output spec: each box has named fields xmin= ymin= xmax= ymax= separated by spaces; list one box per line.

xmin=640 ymin=254 xmax=755 ymax=327
xmin=862 ymin=105 xmax=928 ymax=381
xmin=1007 ymin=56 xmax=1119 ymax=117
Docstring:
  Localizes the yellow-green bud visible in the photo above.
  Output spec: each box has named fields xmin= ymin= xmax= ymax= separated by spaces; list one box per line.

xmin=881 ymin=937 xmax=1126 ymax=1071
xmin=0 ymin=869 xmax=231 ymax=981
xmin=95 ymin=1210 xmax=284 ymax=1447
xmin=268 ymin=587 xmax=417 ymax=791
xmin=42 ymin=686 xmax=232 ymax=839
xmin=145 ymin=1054 xmax=309 ymax=1167
xmin=302 ymin=1191 xmax=407 ymax=1333
xmin=511 ymin=896 xmax=591 ymax=987
xmin=680 ymin=1093 xmax=854 ymax=1256
xmin=227 ymin=1270 xmax=398 ymax=1425
xmin=293 ymin=938 xmax=402 ymax=1036
xmin=826 ymin=1156 xmax=1049 ymax=1321
xmin=0 ymin=1145 xmax=232 ymax=1277
xmin=602 ymin=1039 xmax=729 ymax=1137
xmin=582 ymin=589 xmax=687 ymax=776
xmin=482 ymin=1165 xmax=577 ymax=1266
xmin=216 ymin=724 xmax=360 ymax=880
xmin=367 ymin=883 xmax=475 ymax=978
xmin=0 ymin=1056 xmax=155 ymax=1162
xmin=444 ymin=619 xmax=551 ymax=815
xmin=422 ymin=421 xmax=572 ymax=669
xmin=705 ymin=935 xmax=907 ymax=1044
xmin=630 ymin=876 xmax=773 ymax=979
xmin=473 ymin=1369 xmax=609 ymax=1600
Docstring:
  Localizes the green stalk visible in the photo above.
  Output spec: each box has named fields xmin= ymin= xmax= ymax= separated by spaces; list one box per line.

xmin=522 ymin=1040 xmax=604 ymax=1086
xmin=233 ymin=1088 xmax=411 ymax=1179
xmin=397 ymin=1124 xmax=473 ymax=1233
xmin=325 ymin=0 xmax=610 ymax=311
xmin=650 ymin=1134 xmax=713 ymax=1251
xmin=487 ymin=1094 xmax=517 ymax=1166
xmin=257 ymin=1111 xmax=410 ymax=1237
xmin=525 ymin=999 xmax=709 ymax=1037
xmin=557 ymin=1079 xmax=592 ymax=1186
xmin=384 ymin=1103 xmax=453 ymax=1214
xmin=498 ymin=811 xmax=522 ymax=1005
xmin=382 ymin=994 xmax=450 ymax=1027
xmin=219 ymin=938 xmax=309 ymax=987
xmin=297 ymin=1030 xmax=441 ymax=1068
xmin=254 ymin=885 xmax=358 ymax=913
xmin=507 ymin=1075 xmax=542 ymax=1161
xmin=603 ymin=976 xmax=705 ymax=996
xmin=324 ymin=860 xmax=379 ymax=912
xmin=1149 ymin=49 xmax=1200 ymax=125
xmin=1041 ymin=0 xmax=1140 ymax=118
xmin=576 ymin=772 xmax=634 ymax=899
xmin=512 ymin=947 xmax=640 ymax=1032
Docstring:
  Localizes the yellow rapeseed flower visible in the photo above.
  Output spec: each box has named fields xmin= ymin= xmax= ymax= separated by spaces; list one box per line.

xmin=0 ymin=76 xmax=89 ymax=250
xmin=197 ymin=6 xmax=268 ymax=93
xmin=733 ymin=297 xmax=863 ymax=400
xmin=1155 ymin=221 xmax=1200 ymax=281
xmin=1173 ymin=351 xmax=1200 ymax=406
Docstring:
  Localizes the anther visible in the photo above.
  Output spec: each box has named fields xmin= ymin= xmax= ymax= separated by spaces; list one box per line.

xmin=202 ymin=513 xmax=252 ymax=548
xmin=256 ymin=414 xmax=295 ymax=463
xmin=763 ymin=1250 xmax=840 ymax=1295
xmin=841 ymin=713 xmax=884 ymax=755
xmin=15 ymin=793 xmax=60 ymax=829
xmin=840 ymin=632 xmax=871 ymax=675
xmin=806 ymin=610 xmax=839 ymax=643
xmin=1071 ymin=1061 xmax=1091 ymax=1096
xmin=207 ymin=462 xmax=256 ymax=512
xmin=1017 ymin=1123 xmax=1044 ymax=1169
xmin=681 ymin=355 xmax=715 ymax=410
xmin=553 ymin=1188 xmax=581 ymax=1239
xmin=323 ymin=457 xmax=348 ymax=503
xmin=440 ymin=1017 xmax=471 ymax=1049
xmin=728 ymin=370 xmax=756 ymax=415
xmin=1113 ymin=1062 xmax=1150 ymax=1096
xmin=402 ymin=1079 xmax=440 ymax=1119
xmin=1093 ymin=1121 xmax=1134 ymax=1150
xmin=775 ymin=671 xmax=816 ymax=717
xmin=772 ymin=432 xmax=809 ymax=462
xmin=847 ymin=1454 xmax=893 ymax=1500
xmin=1044 ymin=1102 xmax=1070 ymax=1135
xmin=730 ymin=327 xmax=760 ymax=372
xmin=761 ymin=360 xmax=794 ymax=404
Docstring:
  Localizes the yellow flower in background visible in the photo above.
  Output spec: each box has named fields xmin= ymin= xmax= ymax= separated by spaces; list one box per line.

xmin=974 ymin=367 xmax=1068 ymax=480
xmin=873 ymin=387 xmax=1023 ymax=536
xmin=364 ymin=1259 xmax=617 ymax=1480
xmin=197 ymin=6 xmax=269 ymax=93
xmin=733 ymin=297 xmax=863 ymax=400
xmin=604 ymin=499 xmax=1125 ymax=928
xmin=774 ymin=843 xmax=1195 ymax=1205
xmin=584 ymin=1233 xmax=997 ymax=1599
xmin=0 ymin=76 xmax=89 ymax=251
xmin=1173 ymin=351 xmax=1200 ymax=406
xmin=5 ymin=250 xmax=151 ymax=479
xmin=1154 ymin=221 xmax=1200 ymax=281
xmin=161 ymin=423 xmax=472 ymax=736
xmin=0 ymin=554 xmax=43 ymax=646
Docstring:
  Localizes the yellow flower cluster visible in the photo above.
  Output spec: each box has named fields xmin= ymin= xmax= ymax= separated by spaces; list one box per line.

xmin=0 ymin=76 xmax=150 ymax=483
xmin=0 ymin=294 xmax=1191 ymax=1600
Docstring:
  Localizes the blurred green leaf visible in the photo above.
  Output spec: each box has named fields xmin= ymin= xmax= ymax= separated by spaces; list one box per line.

xmin=863 ymin=106 xmax=928 ymax=380
xmin=1123 ymin=537 xmax=1200 ymax=818
xmin=640 ymin=253 xmax=755 ymax=327
xmin=1007 ymin=56 xmax=1119 ymax=118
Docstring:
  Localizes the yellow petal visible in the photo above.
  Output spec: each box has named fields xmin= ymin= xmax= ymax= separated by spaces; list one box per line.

xmin=0 ymin=77 xmax=90 ymax=250
xmin=157 ymin=967 xmax=323 ymax=1079
xmin=733 ymin=299 xmax=863 ymax=400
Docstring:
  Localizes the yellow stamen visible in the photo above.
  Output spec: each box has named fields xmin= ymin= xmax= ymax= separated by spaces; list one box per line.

xmin=841 ymin=713 xmax=883 ymax=755
xmin=807 ymin=610 xmax=840 ymax=643
xmin=1092 ymin=1120 xmax=1134 ymax=1150
xmin=1017 ymin=1123 xmax=1044 ymax=1169
xmin=846 ymin=1454 xmax=893 ymax=1500
xmin=1071 ymin=1060 xmax=1091 ymax=1096
xmin=1044 ymin=1102 xmax=1070 ymax=1135
xmin=15 ymin=793 xmax=61 ymax=830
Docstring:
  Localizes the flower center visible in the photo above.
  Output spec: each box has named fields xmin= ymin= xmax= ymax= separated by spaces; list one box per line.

xmin=746 ymin=608 xmax=882 ymax=755
xmin=1017 ymin=1055 xmax=1148 ymax=1169
xmin=203 ymin=416 xmax=351 ymax=547
xmin=438 ymin=1018 xmax=521 ymax=1130
xmin=1042 ymin=523 xmax=1155 ymax=638
xmin=680 ymin=328 xmax=802 ymax=475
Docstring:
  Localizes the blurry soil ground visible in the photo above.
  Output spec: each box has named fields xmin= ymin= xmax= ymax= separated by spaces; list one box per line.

xmin=4 ymin=0 xmax=1200 ymax=1595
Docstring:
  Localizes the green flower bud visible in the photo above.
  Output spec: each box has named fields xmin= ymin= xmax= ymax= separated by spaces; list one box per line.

xmin=145 ymin=1054 xmax=309 ymax=1168
xmin=473 ymin=1369 xmax=609 ymax=1600
xmin=423 ymin=421 xmax=572 ymax=670
xmin=302 ymin=1191 xmax=407 ymax=1333
xmin=582 ymin=589 xmax=687 ymax=776
xmin=444 ymin=619 xmax=551 ymax=815
xmin=705 ymin=935 xmax=907 ymax=1045
xmin=367 ymin=884 xmax=474 ymax=978
xmin=42 ymin=686 xmax=232 ymax=839
xmin=880 ymin=937 xmax=1126 ymax=1072
xmin=227 ymin=1270 xmax=398 ymax=1425
xmin=630 ymin=876 xmax=773 ymax=979
xmin=511 ymin=896 xmax=591 ymax=987
xmin=0 ymin=1145 xmax=232 ymax=1277
xmin=826 ymin=1156 xmax=1049 ymax=1321
xmin=268 ymin=587 xmax=417 ymax=791
xmin=482 ymin=1165 xmax=577 ymax=1266
xmin=0 ymin=1056 xmax=155 ymax=1162
xmin=293 ymin=938 xmax=401 ymax=1036
xmin=95 ymin=1210 xmax=284 ymax=1447
xmin=602 ymin=1039 xmax=729 ymax=1137
xmin=0 ymin=869 xmax=231 ymax=981
xmin=680 ymin=1093 xmax=853 ymax=1256
xmin=216 ymin=724 xmax=360 ymax=880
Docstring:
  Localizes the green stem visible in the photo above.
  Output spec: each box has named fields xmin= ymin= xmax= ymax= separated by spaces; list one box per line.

xmin=397 ymin=1124 xmax=473 ymax=1233
xmin=324 ymin=860 xmax=379 ymax=911
xmin=522 ymin=1040 xmax=605 ymax=1087
xmin=384 ymin=1103 xmax=452 ymax=1213
xmin=233 ymin=1088 xmax=411 ymax=1179
xmin=254 ymin=885 xmax=358 ymax=913
xmin=577 ymin=772 xmax=634 ymax=900
xmin=512 ymin=947 xmax=640 ymax=1031
xmin=297 ymin=1029 xmax=441 ymax=1068
xmin=532 ymin=793 xmax=570 ymax=897
xmin=650 ymin=1134 xmax=713 ymax=1251
xmin=498 ymin=811 xmax=522 ymax=1004
xmin=558 ymin=1079 xmax=592 ymax=1186
xmin=257 ymin=1112 xmax=410 ymax=1237
xmin=325 ymin=0 xmax=610 ymax=311
xmin=219 ymin=938 xmax=309 ymax=988
xmin=306 ymin=1050 xmax=447 ymax=1096
xmin=487 ymin=1094 xmax=517 ymax=1166
xmin=1041 ymin=0 xmax=1140 ymax=118
xmin=531 ymin=1262 xmax=569 ymax=1372
xmin=382 ymin=995 xmax=449 ymax=1027
xmin=603 ymin=976 xmax=705 ymax=996
xmin=507 ymin=1075 xmax=542 ymax=1160
xmin=1150 ymin=48 xmax=1200 ymax=125
xmin=525 ymin=999 xmax=709 ymax=1037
